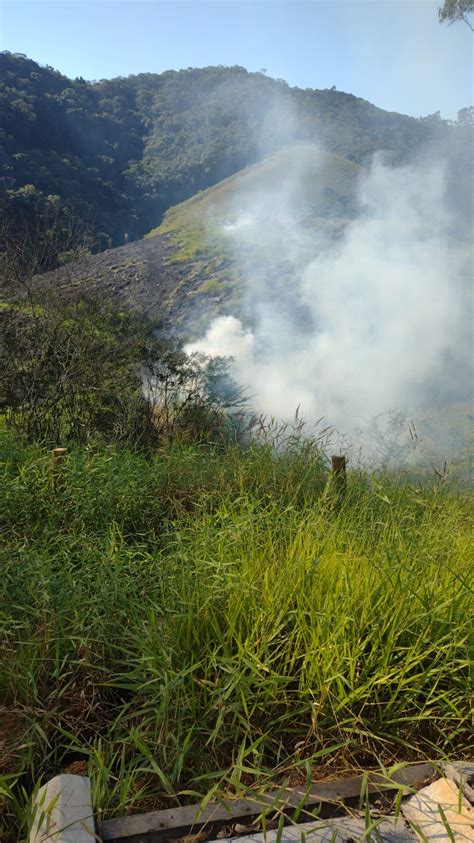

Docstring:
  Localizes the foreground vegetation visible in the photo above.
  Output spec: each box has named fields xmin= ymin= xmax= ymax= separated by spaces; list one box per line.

xmin=1 ymin=428 xmax=472 ymax=840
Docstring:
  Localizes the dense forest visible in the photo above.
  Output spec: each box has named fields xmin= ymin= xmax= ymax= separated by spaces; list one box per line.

xmin=1 ymin=51 xmax=471 ymax=253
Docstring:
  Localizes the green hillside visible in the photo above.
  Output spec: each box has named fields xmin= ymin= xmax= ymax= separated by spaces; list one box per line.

xmin=147 ymin=145 xmax=364 ymax=330
xmin=34 ymin=146 xmax=363 ymax=333
xmin=1 ymin=52 xmax=462 ymax=250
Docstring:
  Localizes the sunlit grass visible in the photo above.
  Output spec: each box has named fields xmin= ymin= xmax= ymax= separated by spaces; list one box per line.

xmin=0 ymin=428 xmax=472 ymax=840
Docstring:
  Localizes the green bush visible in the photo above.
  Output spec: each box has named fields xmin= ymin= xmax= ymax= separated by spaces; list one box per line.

xmin=0 ymin=294 xmax=245 ymax=449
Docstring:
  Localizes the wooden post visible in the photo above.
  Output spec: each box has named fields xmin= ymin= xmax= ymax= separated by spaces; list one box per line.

xmin=331 ymin=455 xmax=347 ymax=502
xmin=50 ymin=448 xmax=68 ymax=490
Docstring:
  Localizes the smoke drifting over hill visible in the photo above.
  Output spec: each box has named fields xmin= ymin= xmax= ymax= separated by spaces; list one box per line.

xmin=186 ymin=147 xmax=473 ymax=445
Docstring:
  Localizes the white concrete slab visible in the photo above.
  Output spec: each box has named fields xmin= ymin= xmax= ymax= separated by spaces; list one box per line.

xmin=401 ymin=777 xmax=474 ymax=841
xmin=29 ymin=775 xmax=95 ymax=843
xmin=209 ymin=816 xmax=415 ymax=842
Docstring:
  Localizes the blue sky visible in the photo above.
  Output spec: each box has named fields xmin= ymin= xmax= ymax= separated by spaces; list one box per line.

xmin=1 ymin=0 xmax=472 ymax=119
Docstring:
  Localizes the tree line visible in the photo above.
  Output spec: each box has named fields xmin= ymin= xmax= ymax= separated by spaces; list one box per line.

xmin=2 ymin=52 xmax=470 ymax=256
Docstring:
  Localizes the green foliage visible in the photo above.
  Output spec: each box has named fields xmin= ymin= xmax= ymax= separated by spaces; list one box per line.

xmin=0 ymin=185 xmax=92 ymax=287
xmin=0 ymin=429 xmax=472 ymax=840
xmin=0 ymin=292 xmax=246 ymax=447
xmin=1 ymin=52 xmax=465 ymax=249
xmin=0 ymin=295 xmax=148 ymax=443
xmin=0 ymin=52 xmax=142 ymax=243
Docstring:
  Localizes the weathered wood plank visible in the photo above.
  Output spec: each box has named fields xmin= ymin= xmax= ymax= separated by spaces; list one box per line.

xmin=99 ymin=763 xmax=434 ymax=842
xmin=444 ymin=763 xmax=474 ymax=806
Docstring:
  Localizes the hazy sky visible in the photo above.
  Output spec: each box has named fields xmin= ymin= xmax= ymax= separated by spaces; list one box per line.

xmin=1 ymin=0 xmax=472 ymax=119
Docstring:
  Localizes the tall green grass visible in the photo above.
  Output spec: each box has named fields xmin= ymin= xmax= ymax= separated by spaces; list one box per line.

xmin=0 ymin=428 xmax=472 ymax=840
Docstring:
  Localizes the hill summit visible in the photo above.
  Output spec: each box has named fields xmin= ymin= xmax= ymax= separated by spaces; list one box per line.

xmin=0 ymin=52 xmax=453 ymax=246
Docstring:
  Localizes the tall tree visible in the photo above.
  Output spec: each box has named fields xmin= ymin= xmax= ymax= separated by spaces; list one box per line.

xmin=438 ymin=0 xmax=474 ymax=30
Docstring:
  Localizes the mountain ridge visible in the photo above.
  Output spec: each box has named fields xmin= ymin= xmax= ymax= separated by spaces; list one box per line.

xmin=1 ymin=51 xmax=458 ymax=247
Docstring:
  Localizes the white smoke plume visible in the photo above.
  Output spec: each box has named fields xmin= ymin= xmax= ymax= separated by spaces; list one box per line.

xmin=186 ymin=149 xmax=472 ymax=450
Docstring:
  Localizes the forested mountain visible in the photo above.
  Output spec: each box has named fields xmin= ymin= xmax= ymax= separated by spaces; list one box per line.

xmin=1 ymin=51 xmax=469 ymax=251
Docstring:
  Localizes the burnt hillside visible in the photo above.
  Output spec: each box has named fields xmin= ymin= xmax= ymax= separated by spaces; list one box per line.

xmin=36 ymin=146 xmax=363 ymax=334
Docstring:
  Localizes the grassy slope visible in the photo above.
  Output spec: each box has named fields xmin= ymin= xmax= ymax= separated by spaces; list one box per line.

xmin=1 ymin=429 xmax=472 ymax=838
xmin=154 ymin=144 xmax=362 ymax=228
xmin=35 ymin=146 xmax=363 ymax=336
xmin=145 ymin=145 xmax=363 ymax=332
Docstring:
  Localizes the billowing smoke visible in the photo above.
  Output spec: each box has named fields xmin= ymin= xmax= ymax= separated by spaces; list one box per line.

xmin=185 ymin=145 xmax=472 ymax=463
